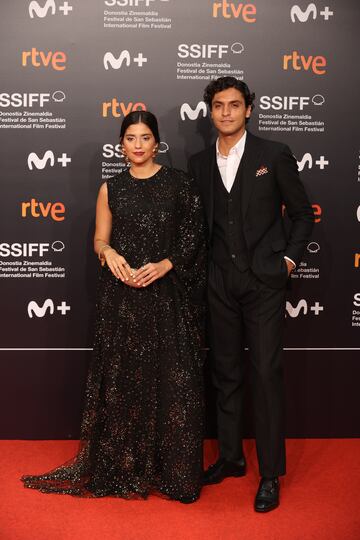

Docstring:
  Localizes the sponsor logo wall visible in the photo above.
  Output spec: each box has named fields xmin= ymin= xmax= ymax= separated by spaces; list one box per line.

xmin=0 ymin=0 xmax=358 ymax=437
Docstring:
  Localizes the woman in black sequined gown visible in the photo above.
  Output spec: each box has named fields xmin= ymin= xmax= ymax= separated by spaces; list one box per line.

xmin=21 ymin=111 xmax=206 ymax=503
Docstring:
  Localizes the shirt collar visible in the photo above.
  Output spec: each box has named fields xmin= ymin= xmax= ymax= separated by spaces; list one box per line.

xmin=216 ymin=130 xmax=247 ymax=158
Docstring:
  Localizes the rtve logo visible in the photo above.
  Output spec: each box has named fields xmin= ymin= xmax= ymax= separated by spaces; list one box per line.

xmin=103 ymin=142 xmax=169 ymax=158
xmin=27 ymin=298 xmax=70 ymax=318
xmin=312 ymin=204 xmax=322 ymax=223
xmin=283 ymin=51 xmax=326 ymax=75
xmin=21 ymin=199 xmax=65 ymax=221
xmin=102 ymin=100 xmax=146 ymax=118
xmin=260 ymin=94 xmax=325 ymax=111
xmin=0 ymin=241 xmax=65 ymax=258
xmin=212 ymin=1 xmax=256 ymax=21
xmin=104 ymin=51 xmax=148 ymax=69
xmin=297 ymin=153 xmax=329 ymax=171
xmin=282 ymin=204 xmax=322 ymax=223
xmin=28 ymin=0 xmax=73 ymax=18
xmin=0 ymin=91 xmax=65 ymax=108
xmin=27 ymin=150 xmax=71 ymax=170
xmin=286 ymin=299 xmax=324 ymax=318
xmin=178 ymin=42 xmax=245 ymax=60
xmin=22 ymin=48 xmax=67 ymax=71
xmin=290 ymin=3 xmax=334 ymax=23
xmin=180 ymin=102 xmax=207 ymax=121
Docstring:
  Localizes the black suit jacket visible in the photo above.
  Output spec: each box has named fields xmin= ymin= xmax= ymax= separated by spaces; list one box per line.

xmin=188 ymin=131 xmax=314 ymax=289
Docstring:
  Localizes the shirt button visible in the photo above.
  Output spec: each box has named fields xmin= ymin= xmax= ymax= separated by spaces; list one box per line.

xmin=231 ymin=254 xmax=236 ymax=259
xmin=229 ymin=220 xmax=234 ymax=225
xmin=229 ymin=198 xmax=233 ymax=202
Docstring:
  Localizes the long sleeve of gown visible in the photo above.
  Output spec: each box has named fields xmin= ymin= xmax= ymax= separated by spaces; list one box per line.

xmin=168 ymin=171 xmax=207 ymax=307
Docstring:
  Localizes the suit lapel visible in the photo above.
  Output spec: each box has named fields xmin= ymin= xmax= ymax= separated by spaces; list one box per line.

xmin=240 ymin=132 xmax=263 ymax=220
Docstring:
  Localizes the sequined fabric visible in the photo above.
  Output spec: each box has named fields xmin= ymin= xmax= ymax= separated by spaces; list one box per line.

xmin=21 ymin=167 xmax=207 ymax=502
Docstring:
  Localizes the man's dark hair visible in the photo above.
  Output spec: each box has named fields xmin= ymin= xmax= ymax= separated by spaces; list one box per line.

xmin=203 ymin=77 xmax=255 ymax=113
xmin=120 ymin=110 xmax=160 ymax=143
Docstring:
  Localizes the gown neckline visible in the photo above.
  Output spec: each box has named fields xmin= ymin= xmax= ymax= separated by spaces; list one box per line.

xmin=128 ymin=166 xmax=164 ymax=181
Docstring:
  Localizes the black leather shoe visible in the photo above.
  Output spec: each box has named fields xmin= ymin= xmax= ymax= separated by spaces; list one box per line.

xmin=254 ymin=477 xmax=280 ymax=513
xmin=203 ymin=457 xmax=246 ymax=485
xmin=177 ymin=495 xmax=199 ymax=504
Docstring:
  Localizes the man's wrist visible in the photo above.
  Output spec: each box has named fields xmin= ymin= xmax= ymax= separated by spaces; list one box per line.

xmin=284 ymin=256 xmax=296 ymax=269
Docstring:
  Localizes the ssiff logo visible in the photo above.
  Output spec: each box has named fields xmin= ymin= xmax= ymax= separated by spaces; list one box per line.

xmin=103 ymin=142 xmax=169 ymax=157
xmin=0 ymin=91 xmax=65 ymax=108
xmin=290 ymin=4 xmax=334 ymax=22
xmin=104 ymin=51 xmax=148 ymax=69
xmin=22 ymin=48 xmax=67 ymax=71
xmin=105 ymin=0 xmax=161 ymax=6
xmin=21 ymin=199 xmax=65 ymax=221
xmin=180 ymin=102 xmax=207 ymax=121
xmin=28 ymin=0 xmax=73 ymax=18
xmin=0 ymin=242 xmax=65 ymax=257
xmin=102 ymin=100 xmax=146 ymax=118
xmin=212 ymin=1 xmax=256 ymax=21
xmin=27 ymin=150 xmax=71 ymax=170
xmin=27 ymin=299 xmax=70 ymax=318
xmin=307 ymin=241 xmax=320 ymax=254
xmin=178 ymin=42 xmax=245 ymax=59
xmin=355 ymin=254 xmax=360 ymax=268
xmin=259 ymin=94 xmax=325 ymax=111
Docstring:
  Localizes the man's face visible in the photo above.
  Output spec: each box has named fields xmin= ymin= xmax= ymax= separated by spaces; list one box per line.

xmin=210 ymin=87 xmax=252 ymax=137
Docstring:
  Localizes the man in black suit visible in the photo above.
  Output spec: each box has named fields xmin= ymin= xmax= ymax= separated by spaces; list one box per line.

xmin=188 ymin=77 xmax=314 ymax=512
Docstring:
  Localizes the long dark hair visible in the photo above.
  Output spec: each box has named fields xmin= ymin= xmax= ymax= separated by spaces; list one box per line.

xmin=119 ymin=110 xmax=160 ymax=143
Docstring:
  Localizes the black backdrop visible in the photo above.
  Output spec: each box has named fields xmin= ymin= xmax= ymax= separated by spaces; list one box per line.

xmin=0 ymin=0 xmax=359 ymax=439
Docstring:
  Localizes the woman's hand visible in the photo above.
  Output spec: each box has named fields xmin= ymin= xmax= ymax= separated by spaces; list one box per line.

xmin=126 ymin=269 xmax=143 ymax=288
xmin=103 ymin=247 xmax=132 ymax=282
xmin=132 ymin=259 xmax=173 ymax=287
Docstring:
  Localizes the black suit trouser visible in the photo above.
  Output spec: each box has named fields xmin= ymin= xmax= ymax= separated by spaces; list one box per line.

xmin=208 ymin=260 xmax=286 ymax=478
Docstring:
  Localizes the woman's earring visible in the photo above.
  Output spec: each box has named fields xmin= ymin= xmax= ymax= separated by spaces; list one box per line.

xmin=121 ymin=145 xmax=130 ymax=166
xmin=152 ymin=145 xmax=159 ymax=157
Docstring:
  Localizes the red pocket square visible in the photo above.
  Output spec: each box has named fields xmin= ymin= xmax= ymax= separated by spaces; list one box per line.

xmin=256 ymin=166 xmax=269 ymax=177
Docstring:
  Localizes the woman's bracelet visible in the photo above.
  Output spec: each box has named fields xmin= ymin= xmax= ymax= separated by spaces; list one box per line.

xmin=98 ymin=244 xmax=112 ymax=261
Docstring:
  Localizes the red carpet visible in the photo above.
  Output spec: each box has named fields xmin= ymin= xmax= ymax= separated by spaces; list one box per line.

xmin=1 ymin=439 xmax=359 ymax=540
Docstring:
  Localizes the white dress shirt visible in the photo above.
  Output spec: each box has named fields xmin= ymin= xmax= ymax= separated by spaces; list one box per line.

xmin=216 ymin=131 xmax=246 ymax=193
xmin=216 ymin=131 xmax=296 ymax=269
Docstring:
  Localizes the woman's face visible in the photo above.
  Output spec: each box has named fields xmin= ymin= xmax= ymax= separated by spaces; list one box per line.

xmin=122 ymin=122 xmax=157 ymax=166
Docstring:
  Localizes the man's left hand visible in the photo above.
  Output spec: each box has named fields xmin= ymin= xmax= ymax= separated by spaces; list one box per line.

xmin=285 ymin=259 xmax=295 ymax=276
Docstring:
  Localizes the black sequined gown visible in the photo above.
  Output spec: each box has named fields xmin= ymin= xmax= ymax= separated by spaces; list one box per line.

xmin=21 ymin=167 xmax=206 ymax=502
